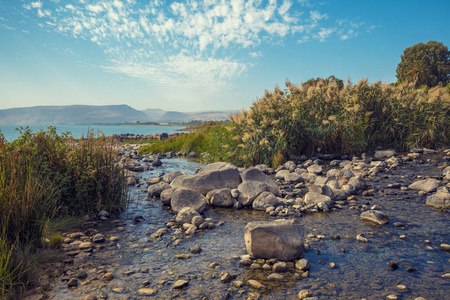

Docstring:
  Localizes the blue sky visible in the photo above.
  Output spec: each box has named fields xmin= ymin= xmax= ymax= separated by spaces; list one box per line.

xmin=0 ymin=0 xmax=449 ymax=112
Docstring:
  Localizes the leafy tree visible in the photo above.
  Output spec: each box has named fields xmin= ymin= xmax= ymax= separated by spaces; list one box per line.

xmin=396 ymin=41 xmax=450 ymax=87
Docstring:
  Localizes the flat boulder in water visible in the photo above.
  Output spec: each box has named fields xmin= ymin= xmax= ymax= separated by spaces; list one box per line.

xmin=148 ymin=182 xmax=171 ymax=198
xmin=426 ymin=192 xmax=450 ymax=209
xmin=206 ymin=188 xmax=235 ymax=207
xmin=170 ymin=188 xmax=207 ymax=214
xmin=303 ymin=192 xmax=332 ymax=206
xmin=244 ymin=219 xmax=304 ymax=261
xmin=171 ymin=162 xmax=241 ymax=195
xmin=408 ymin=179 xmax=441 ymax=193
xmin=360 ymin=210 xmax=389 ymax=225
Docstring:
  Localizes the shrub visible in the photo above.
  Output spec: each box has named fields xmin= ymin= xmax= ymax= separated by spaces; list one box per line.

xmin=0 ymin=127 xmax=128 ymax=296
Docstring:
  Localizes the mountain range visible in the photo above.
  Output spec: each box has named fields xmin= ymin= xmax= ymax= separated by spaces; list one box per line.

xmin=0 ymin=105 xmax=236 ymax=125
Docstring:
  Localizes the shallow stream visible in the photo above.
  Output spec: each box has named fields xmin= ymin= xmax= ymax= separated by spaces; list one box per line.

xmin=52 ymin=157 xmax=449 ymax=299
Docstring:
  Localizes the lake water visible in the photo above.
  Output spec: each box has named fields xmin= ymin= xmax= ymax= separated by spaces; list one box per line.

xmin=0 ymin=124 xmax=185 ymax=142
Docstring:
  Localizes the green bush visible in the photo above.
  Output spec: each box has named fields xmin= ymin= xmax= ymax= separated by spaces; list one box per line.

xmin=139 ymin=122 xmax=237 ymax=163
xmin=0 ymin=127 xmax=128 ymax=297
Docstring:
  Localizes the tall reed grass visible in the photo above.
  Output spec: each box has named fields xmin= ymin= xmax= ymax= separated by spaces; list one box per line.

xmin=139 ymin=78 xmax=450 ymax=168
xmin=0 ymin=127 xmax=128 ymax=297
xmin=228 ymin=78 xmax=450 ymax=167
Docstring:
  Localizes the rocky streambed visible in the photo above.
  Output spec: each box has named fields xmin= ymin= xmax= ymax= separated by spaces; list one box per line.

xmin=30 ymin=148 xmax=450 ymax=300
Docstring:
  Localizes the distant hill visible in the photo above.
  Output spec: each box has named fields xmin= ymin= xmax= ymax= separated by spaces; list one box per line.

xmin=0 ymin=105 xmax=237 ymax=125
xmin=0 ymin=105 xmax=149 ymax=125
xmin=144 ymin=109 xmax=236 ymax=123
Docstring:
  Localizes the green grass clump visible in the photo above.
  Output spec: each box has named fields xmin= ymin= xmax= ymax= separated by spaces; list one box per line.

xmin=139 ymin=122 xmax=237 ymax=163
xmin=0 ymin=127 xmax=128 ymax=297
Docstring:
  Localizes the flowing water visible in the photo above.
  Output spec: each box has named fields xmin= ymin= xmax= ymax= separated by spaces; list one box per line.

xmin=51 ymin=157 xmax=449 ymax=299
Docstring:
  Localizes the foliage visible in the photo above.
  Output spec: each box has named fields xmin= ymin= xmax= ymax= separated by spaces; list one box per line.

xmin=396 ymin=41 xmax=450 ymax=87
xmin=138 ymin=77 xmax=450 ymax=168
xmin=0 ymin=127 xmax=128 ymax=296
xmin=227 ymin=77 xmax=450 ymax=166
xmin=138 ymin=122 xmax=237 ymax=163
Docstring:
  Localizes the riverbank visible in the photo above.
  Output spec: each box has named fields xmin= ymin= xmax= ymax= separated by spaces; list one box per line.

xmin=26 ymin=147 xmax=450 ymax=300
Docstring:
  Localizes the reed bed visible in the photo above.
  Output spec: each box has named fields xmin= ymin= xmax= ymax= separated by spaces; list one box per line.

xmin=0 ymin=127 xmax=128 ymax=297
xmin=139 ymin=78 xmax=450 ymax=168
xmin=228 ymin=78 xmax=450 ymax=167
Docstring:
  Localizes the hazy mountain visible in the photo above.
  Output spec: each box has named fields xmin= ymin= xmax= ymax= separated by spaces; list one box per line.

xmin=141 ymin=108 xmax=166 ymax=119
xmin=0 ymin=105 xmax=149 ymax=125
xmin=0 ymin=105 xmax=237 ymax=125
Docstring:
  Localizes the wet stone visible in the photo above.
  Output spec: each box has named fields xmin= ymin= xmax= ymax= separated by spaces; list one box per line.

xmin=136 ymin=288 xmax=157 ymax=295
xmin=389 ymin=261 xmax=399 ymax=270
xmin=267 ymin=273 xmax=284 ymax=281
xmin=272 ymin=261 xmax=287 ymax=272
xmin=172 ymin=279 xmax=189 ymax=289
xmin=247 ymin=279 xmax=265 ymax=289
xmin=190 ymin=245 xmax=202 ymax=254
xmin=220 ymin=272 xmax=233 ymax=283
xmin=67 ymin=278 xmax=78 ymax=287
xmin=102 ymin=273 xmax=114 ymax=282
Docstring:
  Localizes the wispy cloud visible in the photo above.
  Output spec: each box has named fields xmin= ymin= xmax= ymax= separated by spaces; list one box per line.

xmin=21 ymin=0 xmax=373 ymax=95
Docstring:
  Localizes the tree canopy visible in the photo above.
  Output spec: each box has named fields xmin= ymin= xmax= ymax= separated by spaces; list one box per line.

xmin=396 ymin=41 xmax=450 ymax=87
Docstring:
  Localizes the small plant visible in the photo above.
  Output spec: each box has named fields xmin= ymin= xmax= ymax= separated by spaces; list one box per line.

xmin=47 ymin=234 xmax=64 ymax=249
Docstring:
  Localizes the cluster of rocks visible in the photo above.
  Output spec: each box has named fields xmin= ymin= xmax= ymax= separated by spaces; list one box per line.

xmin=118 ymin=145 xmax=198 ymax=175
xmin=113 ymin=132 xmax=175 ymax=142
xmin=408 ymin=165 xmax=450 ymax=209
xmin=140 ymin=148 xmax=450 ymax=249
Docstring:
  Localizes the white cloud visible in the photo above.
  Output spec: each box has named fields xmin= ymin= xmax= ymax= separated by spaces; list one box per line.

xmin=31 ymin=2 xmax=43 ymax=9
xmin=22 ymin=0 xmax=368 ymax=95
xmin=86 ymin=4 xmax=104 ymax=13
xmin=314 ymin=27 xmax=334 ymax=42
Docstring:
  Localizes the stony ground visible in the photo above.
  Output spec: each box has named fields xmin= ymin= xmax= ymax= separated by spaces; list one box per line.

xmin=24 ymin=148 xmax=450 ymax=300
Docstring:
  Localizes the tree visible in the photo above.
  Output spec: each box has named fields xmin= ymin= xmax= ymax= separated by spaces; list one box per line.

xmin=396 ymin=41 xmax=450 ymax=87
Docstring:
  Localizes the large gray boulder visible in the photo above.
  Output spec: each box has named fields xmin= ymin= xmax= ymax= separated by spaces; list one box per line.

xmin=163 ymin=171 xmax=185 ymax=184
xmin=237 ymin=181 xmax=271 ymax=206
xmin=171 ymin=162 xmax=241 ymax=195
xmin=244 ymin=219 xmax=304 ymax=261
xmin=360 ymin=210 xmax=389 ymax=225
xmin=240 ymin=168 xmax=279 ymax=195
xmin=303 ymin=192 xmax=332 ymax=206
xmin=426 ymin=192 xmax=450 ymax=208
xmin=252 ymin=192 xmax=281 ymax=211
xmin=409 ymin=179 xmax=441 ymax=193
xmin=148 ymin=182 xmax=171 ymax=198
xmin=170 ymin=188 xmax=207 ymax=214
xmin=206 ymin=188 xmax=235 ymax=207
